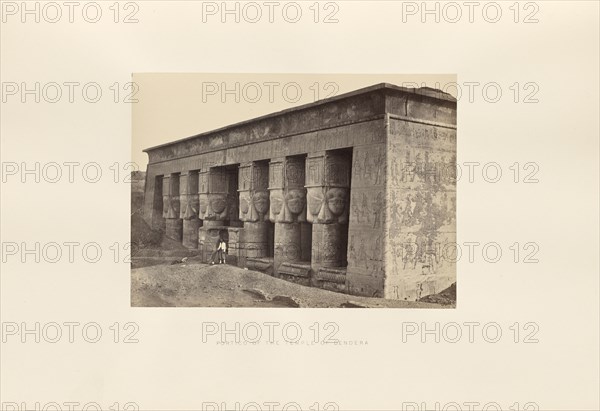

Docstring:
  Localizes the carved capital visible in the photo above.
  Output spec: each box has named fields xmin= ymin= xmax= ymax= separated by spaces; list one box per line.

xmin=239 ymin=162 xmax=270 ymax=222
xmin=197 ymin=169 xmax=232 ymax=221
xmin=161 ymin=174 xmax=181 ymax=219
xmin=307 ymin=187 xmax=349 ymax=223
xmin=305 ymin=152 xmax=350 ymax=224
xmin=180 ymin=171 xmax=199 ymax=220
xmin=269 ymin=157 xmax=306 ymax=223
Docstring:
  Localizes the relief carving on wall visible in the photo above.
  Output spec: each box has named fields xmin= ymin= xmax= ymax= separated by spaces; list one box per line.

xmin=387 ymin=180 xmax=456 ymax=276
xmin=389 ymin=145 xmax=457 ymax=188
xmin=352 ymin=146 xmax=385 ymax=186
xmin=347 ymin=233 xmax=384 ymax=271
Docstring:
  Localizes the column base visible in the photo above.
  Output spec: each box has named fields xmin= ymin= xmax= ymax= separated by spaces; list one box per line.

xmin=182 ymin=219 xmax=201 ymax=249
xmin=165 ymin=218 xmax=183 ymax=242
xmin=241 ymin=222 xmax=270 ymax=268
xmin=273 ymin=222 xmax=303 ymax=276
xmin=311 ymin=223 xmax=346 ymax=271
xmin=198 ymin=223 xmax=228 ymax=263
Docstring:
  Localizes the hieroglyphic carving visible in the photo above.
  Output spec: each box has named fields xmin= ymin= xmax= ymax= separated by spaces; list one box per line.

xmin=347 ymin=232 xmax=385 ymax=273
xmin=388 ymin=148 xmax=457 ymax=187
xmin=352 ymin=145 xmax=385 ymax=187
xmin=386 ymin=121 xmax=456 ymax=279
xmin=371 ymin=191 xmax=384 ymax=229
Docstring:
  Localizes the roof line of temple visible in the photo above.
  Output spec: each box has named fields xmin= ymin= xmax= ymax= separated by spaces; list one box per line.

xmin=143 ymin=82 xmax=456 ymax=153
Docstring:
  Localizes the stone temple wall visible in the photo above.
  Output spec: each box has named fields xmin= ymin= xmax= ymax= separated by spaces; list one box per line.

xmin=383 ymin=90 xmax=457 ymax=300
xmin=141 ymin=84 xmax=456 ymax=301
xmin=385 ymin=118 xmax=456 ymax=300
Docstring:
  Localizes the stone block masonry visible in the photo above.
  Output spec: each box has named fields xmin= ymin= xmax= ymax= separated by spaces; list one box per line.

xmin=142 ymin=83 xmax=456 ymax=301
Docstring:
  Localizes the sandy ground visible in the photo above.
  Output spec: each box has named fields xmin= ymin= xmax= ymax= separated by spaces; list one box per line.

xmin=131 ymin=259 xmax=452 ymax=308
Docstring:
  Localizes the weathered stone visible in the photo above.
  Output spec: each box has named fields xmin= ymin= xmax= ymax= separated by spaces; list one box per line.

xmin=142 ymin=84 xmax=456 ymax=301
xmin=278 ymin=262 xmax=312 ymax=286
xmin=182 ymin=219 xmax=201 ymax=249
xmin=269 ymin=156 xmax=308 ymax=275
xmin=198 ymin=222 xmax=228 ymax=263
xmin=274 ymin=222 xmax=302 ymax=274
xmin=246 ymin=257 xmax=274 ymax=275
xmin=179 ymin=171 xmax=201 ymax=248
xmin=226 ymin=227 xmax=242 ymax=265
xmin=165 ymin=218 xmax=183 ymax=242
xmin=162 ymin=174 xmax=183 ymax=241
xmin=314 ymin=267 xmax=347 ymax=292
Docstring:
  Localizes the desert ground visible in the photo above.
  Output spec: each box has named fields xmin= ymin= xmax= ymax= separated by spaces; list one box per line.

xmin=131 ymin=259 xmax=454 ymax=308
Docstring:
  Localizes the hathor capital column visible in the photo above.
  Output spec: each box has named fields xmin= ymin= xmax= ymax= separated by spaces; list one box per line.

xmin=238 ymin=161 xmax=270 ymax=267
xmin=269 ymin=157 xmax=307 ymax=275
xmin=180 ymin=170 xmax=201 ymax=249
xmin=163 ymin=173 xmax=183 ymax=242
xmin=306 ymin=152 xmax=351 ymax=273
xmin=197 ymin=168 xmax=232 ymax=262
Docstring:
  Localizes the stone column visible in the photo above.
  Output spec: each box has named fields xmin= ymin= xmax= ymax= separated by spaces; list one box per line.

xmin=269 ymin=157 xmax=306 ymax=275
xmin=306 ymin=152 xmax=351 ymax=272
xmin=238 ymin=162 xmax=270 ymax=266
xmin=151 ymin=175 xmax=166 ymax=232
xmin=198 ymin=168 xmax=232 ymax=262
xmin=163 ymin=174 xmax=183 ymax=242
xmin=180 ymin=171 xmax=201 ymax=249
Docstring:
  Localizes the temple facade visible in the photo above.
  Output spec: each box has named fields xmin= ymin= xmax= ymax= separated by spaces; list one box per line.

xmin=142 ymin=83 xmax=457 ymax=301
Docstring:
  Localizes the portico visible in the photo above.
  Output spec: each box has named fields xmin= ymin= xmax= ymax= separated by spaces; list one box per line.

xmin=142 ymin=83 xmax=457 ymax=300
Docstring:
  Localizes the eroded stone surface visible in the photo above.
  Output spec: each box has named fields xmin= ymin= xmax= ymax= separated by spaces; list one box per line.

xmin=142 ymin=84 xmax=456 ymax=301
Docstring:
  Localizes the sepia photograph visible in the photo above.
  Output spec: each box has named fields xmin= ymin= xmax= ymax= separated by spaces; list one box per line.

xmin=131 ymin=77 xmax=457 ymax=308
xmin=2 ymin=1 xmax=598 ymax=409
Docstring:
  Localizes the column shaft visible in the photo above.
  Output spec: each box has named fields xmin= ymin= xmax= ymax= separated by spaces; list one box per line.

xmin=239 ymin=162 xmax=270 ymax=267
xmin=180 ymin=171 xmax=201 ymax=249
xmin=270 ymin=157 xmax=307 ymax=275
xmin=198 ymin=168 xmax=231 ymax=262
xmin=306 ymin=151 xmax=351 ymax=273
xmin=163 ymin=174 xmax=183 ymax=242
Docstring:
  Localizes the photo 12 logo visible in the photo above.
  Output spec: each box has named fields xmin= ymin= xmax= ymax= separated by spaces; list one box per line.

xmin=200 ymin=1 xmax=340 ymax=23
xmin=1 ymin=242 xmax=133 ymax=264
xmin=1 ymin=162 xmax=141 ymax=184
xmin=1 ymin=1 xmax=140 ymax=23
xmin=201 ymin=81 xmax=340 ymax=104
xmin=202 ymin=321 xmax=343 ymax=345
xmin=1 ymin=402 xmax=139 ymax=411
xmin=1 ymin=322 xmax=140 ymax=343
xmin=402 ymin=402 xmax=539 ymax=410
xmin=1 ymin=82 xmax=139 ymax=103
xmin=401 ymin=321 xmax=540 ymax=344
xmin=399 ymin=81 xmax=540 ymax=104
xmin=202 ymin=402 xmax=340 ymax=411
xmin=400 ymin=1 xmax=540 ymax=24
